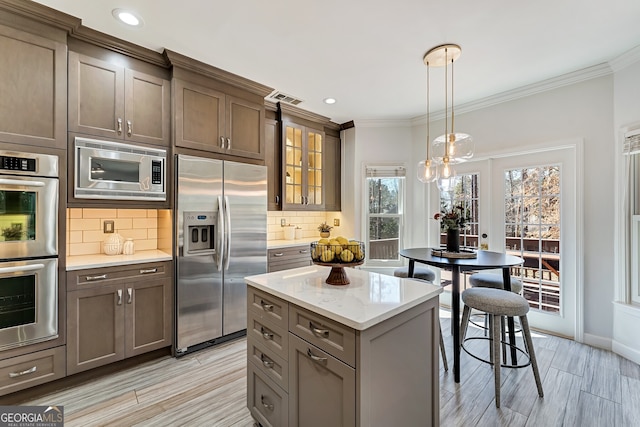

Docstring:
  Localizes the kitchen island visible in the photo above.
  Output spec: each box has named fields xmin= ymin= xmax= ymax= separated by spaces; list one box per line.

xmin=245 ymin=265 xmax=442 ymax=427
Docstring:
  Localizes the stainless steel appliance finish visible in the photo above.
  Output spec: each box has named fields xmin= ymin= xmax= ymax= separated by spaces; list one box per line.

xmin=176 ymin=155 xmax=267 ymax=353
xmin=74 ymin=137 xmax=166 ymax=201
xmin=0 ymin=258 xmax=58 ymax=351
xmin=0 ymin=150 xmax=59 ymax=351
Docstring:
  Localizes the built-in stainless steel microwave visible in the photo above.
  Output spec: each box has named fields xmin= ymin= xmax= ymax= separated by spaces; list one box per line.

xmin=74 ymin=137 xmax=166 ymax=201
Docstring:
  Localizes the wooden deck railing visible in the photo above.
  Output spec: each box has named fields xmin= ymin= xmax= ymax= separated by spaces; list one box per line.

xmin=369 ymin=238 xmax=399 ymax=260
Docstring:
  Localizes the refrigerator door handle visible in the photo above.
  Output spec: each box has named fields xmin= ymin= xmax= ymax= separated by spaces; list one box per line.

xmin=223 ymin=195 xmax=231 ymax=271
xmin=216 ymin=196 xmax=224 ymax=271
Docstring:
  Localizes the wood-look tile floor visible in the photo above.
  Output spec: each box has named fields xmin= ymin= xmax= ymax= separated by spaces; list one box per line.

xmin=6 ymin=310 xmax=640 ymax=426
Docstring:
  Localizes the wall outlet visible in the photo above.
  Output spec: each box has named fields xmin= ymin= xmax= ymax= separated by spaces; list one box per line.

xmin=103 ymin=220 xmax=114 ymax=233
xmin=334 ymin=218 xmax=340 ymax=227
xmin=281 ymin=218 xmax=287 ymax=227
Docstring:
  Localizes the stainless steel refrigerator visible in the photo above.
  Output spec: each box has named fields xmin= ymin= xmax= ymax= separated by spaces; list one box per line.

xmin=175 ymin=154 xmax=267 ymax=355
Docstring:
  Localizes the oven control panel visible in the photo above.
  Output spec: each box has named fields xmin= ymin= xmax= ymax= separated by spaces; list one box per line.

xmin=0 ymin=155 xmax=36 ymax=172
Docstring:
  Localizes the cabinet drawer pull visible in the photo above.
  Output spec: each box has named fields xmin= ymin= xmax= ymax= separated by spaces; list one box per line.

xmin=275 ymin=195 xmax=280 ymax=204
xmin=127 ymin=120 xmax=132 ymax=136
xmin=309 ymin=322 xmax=329 ymax=338
xmin=9 ymin=366 xmax=37 ymax=378
xmin=227 ymin=138 xmax=231 ymax=150
xmin=117 ymin=289 xmax=123 ymax=305
xmin=220 ymin=136 xmax=225 ymax=149
xmin=127 ymin=288 xmax=133 ymax=304
xmin=86 ymin=274 xmax=107 ymax=281
xmin=307 ymin=348 xmax=327 ymax=364
xmin=260 ymin=327 xmax=274 ymax=340
xmin=140 ymin=268 xmax=158 ymax=274
xmin=260 ymin=395 xmax=274 ymax=411
xmin=117 ymin=118 xmax=122 ymax=134
xmin=260 ymin=354 xmax=274 ymax=369
xmin=299 ymin=250 xmax=309 ymax=254
xmin=260 ymin=300 xmax=274 ymax=311
xmin=272 ymin=253 xmax=284 ymax=257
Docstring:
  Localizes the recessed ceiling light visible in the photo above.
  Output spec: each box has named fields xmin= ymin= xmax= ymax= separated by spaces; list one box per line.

xmin=112 ymin=8 xmax=144 ymax=27
xmin=323 ymin=98 xmax=337 ymax=105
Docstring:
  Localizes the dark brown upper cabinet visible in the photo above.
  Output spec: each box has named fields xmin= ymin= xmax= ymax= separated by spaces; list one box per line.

xmin=0 ymin=24 xmax=66 ymax=150
xmin=68 ymin=52 xmax=170 ymax=147
xmin=165 ymin=49 xmax=273 ymax=162
xmin=173 ymin=78 xmax=265 ymax=160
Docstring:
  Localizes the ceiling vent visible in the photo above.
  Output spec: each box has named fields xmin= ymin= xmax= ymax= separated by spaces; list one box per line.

xmin=268 ymin=91 xmax=303 ymax=105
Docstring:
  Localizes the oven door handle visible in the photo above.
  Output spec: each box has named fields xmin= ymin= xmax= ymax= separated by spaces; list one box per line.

xmin=0 ymin=179 xmax=45 ymax=188
xmin=0 ymin=264 xmax=45 ymax=274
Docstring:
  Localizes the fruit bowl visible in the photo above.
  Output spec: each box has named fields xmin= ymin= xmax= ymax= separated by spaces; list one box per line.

xmin=310 ymin=239 xmax=365 ymax=285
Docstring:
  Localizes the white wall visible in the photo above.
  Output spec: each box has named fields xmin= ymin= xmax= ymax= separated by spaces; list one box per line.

xmin=612 ymin=53 xmax=640 ymax=363
xmin=345 ymin=74 xmax=617 ymax=342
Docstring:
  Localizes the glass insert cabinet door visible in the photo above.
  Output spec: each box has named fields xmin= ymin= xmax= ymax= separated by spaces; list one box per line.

xmin=283 ymin=122 xmax=324 ymax=209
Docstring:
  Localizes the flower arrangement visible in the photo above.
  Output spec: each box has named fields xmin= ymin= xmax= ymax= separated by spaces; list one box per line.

xmin=434 ymin=205 xmax=471 ymax=231
xmin=317 ymin=221 xmax=333 ymax=233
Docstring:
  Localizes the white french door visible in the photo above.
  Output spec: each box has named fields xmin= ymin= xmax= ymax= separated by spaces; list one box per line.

xmin=440 ymin=147 xmax=579 ymax=338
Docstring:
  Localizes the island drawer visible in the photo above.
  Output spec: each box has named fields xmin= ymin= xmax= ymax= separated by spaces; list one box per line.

xmin=248 ymin=361 xmax=289 ymax=427
xmin=289 ymin=305 xmax=356 ymax=367
xmin=248 ymin=311 xmax=288 ymax=362
xmin=248 ymin=338 xmax=288 ymax=392
xmin=248 ymin=286 xmax=288 ymax=330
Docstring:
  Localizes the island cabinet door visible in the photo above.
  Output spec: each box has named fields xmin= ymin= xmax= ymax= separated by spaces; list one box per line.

xmin=288 ymin=333 xmax=355 ymax=427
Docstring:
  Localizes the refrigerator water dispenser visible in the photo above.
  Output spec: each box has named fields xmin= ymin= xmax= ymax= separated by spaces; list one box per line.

xmin=183 ymin=212 xmax=216 ymax=255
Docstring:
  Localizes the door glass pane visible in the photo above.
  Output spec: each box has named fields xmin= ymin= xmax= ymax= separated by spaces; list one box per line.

xmin=0 ymin=275 xmax=36 ymax=329
xmin=0 ymin=190 xmax=36 ymax=242
xmin=505 ymin=165 xmax=561 ymax=313
xmin=438 ymin=174 xmax=479 ymax=248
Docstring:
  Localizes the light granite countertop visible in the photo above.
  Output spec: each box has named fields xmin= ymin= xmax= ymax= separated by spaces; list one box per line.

xmin=245 ymin=265 xmax=442 ymax=330
xmin=267 ymin=237 xmax=317 ymax=249
xmin=66 ymin=250 xmax=172 ymax=270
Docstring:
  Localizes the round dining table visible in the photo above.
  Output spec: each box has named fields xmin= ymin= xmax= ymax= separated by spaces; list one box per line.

xmin=399 ymin=248 xmax=524 ymax=383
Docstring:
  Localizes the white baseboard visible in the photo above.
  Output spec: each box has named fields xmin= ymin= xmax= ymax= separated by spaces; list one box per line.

xmin=612 ymin=340 xmax=640 ymax=365
xmin=583 ymin=333 xmax=612 ymax=350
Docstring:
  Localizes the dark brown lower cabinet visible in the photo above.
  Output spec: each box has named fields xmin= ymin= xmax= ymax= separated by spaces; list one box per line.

xmin=66 ymin=263 xmax=173 ymax=375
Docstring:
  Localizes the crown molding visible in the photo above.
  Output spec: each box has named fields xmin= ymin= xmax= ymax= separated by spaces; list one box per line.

xmin=420 ymin=62 xmax=613 ymax=122
xmin=608 ymin=44 xmax=640 ymax=72
xmin=279 ymin=102 xmax=331 ymax=125
xmin=352 ymin=119 xmax=413 ymax=128
xmin=164 ymin=49 xmax=273 ymax=97
xmin=0 ymin=0 xmax=79 ymax=32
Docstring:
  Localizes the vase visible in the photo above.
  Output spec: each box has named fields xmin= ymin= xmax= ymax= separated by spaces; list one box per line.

xmin=446 ymin=228 xmax=460 ymax=252
xmin=320 ymin=231 xmax=330 ymax=238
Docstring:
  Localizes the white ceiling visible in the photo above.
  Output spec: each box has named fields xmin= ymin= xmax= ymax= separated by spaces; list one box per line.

xmin=33 ymin=0 xmax=640 ymax=124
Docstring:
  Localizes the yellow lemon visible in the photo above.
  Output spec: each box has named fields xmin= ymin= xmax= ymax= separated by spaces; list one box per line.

xmin=340 ymin=249 xmax=354 ymax=262
xmin=320 ymin=249 xmax=334 ymax=263
xmin=318 ymin=238 xmax=330 ymax=245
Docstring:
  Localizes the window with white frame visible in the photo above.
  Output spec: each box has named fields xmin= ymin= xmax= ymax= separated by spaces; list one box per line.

xmin=625 ymin=129 xmax=640 ymax=304
xmin=365 ymin=165 xmax=405 ymax=264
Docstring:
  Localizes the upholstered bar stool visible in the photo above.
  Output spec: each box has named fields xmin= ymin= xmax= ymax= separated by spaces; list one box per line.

xmin=468 ymin=272 xmax=523 ymax=337
xmin=460 ymin=288 xmax=544 ymax=408
xmin=394 ymin=265 xmax=447 ymax=371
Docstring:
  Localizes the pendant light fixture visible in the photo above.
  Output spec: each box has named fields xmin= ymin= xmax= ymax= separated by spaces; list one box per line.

xmin=430 ymin=44 xmax=474 ymax=173
xmin=417 ymin=61 xmax=437 ymax=183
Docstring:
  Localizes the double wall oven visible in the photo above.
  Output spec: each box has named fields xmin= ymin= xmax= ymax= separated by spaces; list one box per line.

xmin=0 ymin=150 xmax=58 ymax=351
